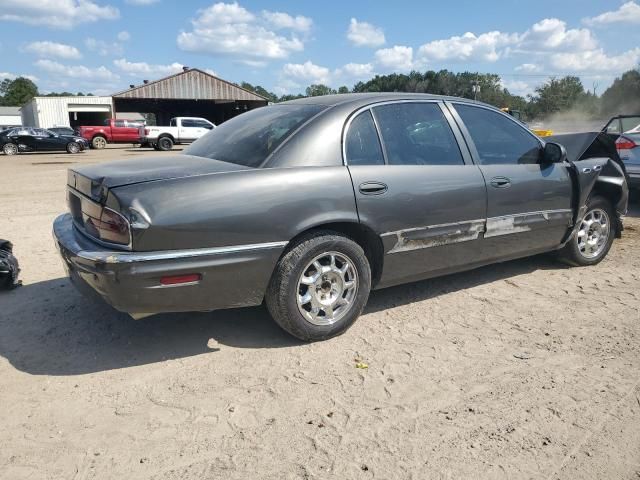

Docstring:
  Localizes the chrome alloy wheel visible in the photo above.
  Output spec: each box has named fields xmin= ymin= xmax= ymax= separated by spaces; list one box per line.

xmin=576 ymin=208 xmax=610 ymax=259
xmin=297 ymin=251 xmax=358 ymax=326
xmin=3 ymin=143 xmax=17 ymax=155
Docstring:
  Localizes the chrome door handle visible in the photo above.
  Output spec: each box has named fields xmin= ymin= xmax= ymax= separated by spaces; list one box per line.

xmin=490 ymin=177 xmax=511 ymax=188
xmin=359 ymin=181 xmax=388 ymax=195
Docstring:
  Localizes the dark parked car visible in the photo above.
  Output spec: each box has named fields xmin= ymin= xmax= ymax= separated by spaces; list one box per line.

xmin=53 ymin=94 xmax=628 ymax=341
xmin=1 ymin=127 xmax=87 ymax=155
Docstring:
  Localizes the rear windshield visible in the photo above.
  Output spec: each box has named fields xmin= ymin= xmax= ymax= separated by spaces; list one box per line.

xmin=185 ymin=104 xmax=325 ymax=167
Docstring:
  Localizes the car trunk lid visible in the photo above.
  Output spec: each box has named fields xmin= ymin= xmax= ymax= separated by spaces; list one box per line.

xmin=68 ymin=154 xmax=251 ymax=203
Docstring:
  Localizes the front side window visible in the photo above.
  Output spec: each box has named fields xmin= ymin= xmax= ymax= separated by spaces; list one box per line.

xmin=455 ymin=104 xmax=541 ymax=165
xmin=185 ymin=104 xmax=325 ymax=167
xmin=372 ymin=103 xmax=464 ymax=166
xmin=181 ymin=119 xmax=196 ymax=128
xmin=345 ymin=111 xmax=384 ymax=166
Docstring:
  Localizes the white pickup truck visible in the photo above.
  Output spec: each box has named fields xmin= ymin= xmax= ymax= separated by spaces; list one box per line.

xmin=141 ymin=117 xmax=215 ymax=151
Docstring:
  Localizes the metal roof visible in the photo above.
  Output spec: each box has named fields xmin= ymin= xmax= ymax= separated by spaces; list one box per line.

xmin=0 ymin=106 xmax=21 ymax=115
xmin=112 ymin=68 xmax=268 ymax=102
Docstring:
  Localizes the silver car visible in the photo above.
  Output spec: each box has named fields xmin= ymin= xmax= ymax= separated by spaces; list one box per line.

xmin=604 ymin=115 xmax=640 ymax=188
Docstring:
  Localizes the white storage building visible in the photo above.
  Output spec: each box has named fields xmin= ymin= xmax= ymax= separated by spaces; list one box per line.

xmin=20 ymin=96 xmax=114 ymax=129
xmin=0 ymin=106 xmax=22 ymax=126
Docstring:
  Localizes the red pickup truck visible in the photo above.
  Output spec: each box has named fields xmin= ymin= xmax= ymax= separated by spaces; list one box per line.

xmin=77 ymin=119 xmax=144 ymax=149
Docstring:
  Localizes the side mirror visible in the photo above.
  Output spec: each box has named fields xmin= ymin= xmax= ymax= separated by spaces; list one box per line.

xmin=542 ymin=142 xmax=566 ymax=164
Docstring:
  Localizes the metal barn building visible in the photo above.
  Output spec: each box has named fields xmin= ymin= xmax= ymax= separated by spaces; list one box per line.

xmin=20 ymin=67 xmax=268 ymax=129
xmin=113 ymin=67 xmax=268 ymax=125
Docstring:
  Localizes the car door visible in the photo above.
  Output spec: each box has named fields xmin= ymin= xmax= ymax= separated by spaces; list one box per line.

xmin=111 ymin=120 xmax=127 ymax=142
xmin=39 ymin=129 xmax=66 ymax=150
xmin=346 ymin=101 xmax=488 ymax=288
xmin=14 ymin=128 xmax=37 ymax=151
xmin=448 ymin=102 xmax=572 ymax=258
xmin=179 ymin=119 xmax=199 ymax=142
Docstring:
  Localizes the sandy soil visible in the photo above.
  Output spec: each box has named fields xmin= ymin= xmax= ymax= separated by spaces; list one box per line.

xmin=1 ymin=146 xmax=639 ymax=480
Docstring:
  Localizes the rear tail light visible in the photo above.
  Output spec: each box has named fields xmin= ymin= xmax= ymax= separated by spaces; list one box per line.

xmin=616 ymin=136 xmax=637 ymax=150
xmin=144 ymin=128 xmax=149 ymax=135
xmin=68 ymin=190 xmax=131 ymax=247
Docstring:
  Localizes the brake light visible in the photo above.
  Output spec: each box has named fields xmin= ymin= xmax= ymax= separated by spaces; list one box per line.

xmin=84 ymin=207 xmax=131 ymax=246
xmin=616 ymin=136 xmax=637 ymax=150
xmin=144 ymin=128 xmax=149 ymax=135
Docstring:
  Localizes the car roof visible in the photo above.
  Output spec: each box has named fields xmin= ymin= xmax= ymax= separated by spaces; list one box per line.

xmin=279 ymin=92 xmax=489 ymax=110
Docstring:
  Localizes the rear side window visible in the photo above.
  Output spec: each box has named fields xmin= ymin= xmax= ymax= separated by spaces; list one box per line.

xmin=114 ymin=120 xmax=126 ymax=128
xmin=345 ymin=111 xmax=384 ymax=166
xmin=621 ymin=116 xmax=640 ymax=133
xmin=372 ymin=103 xmax=464 ymax=165
xmin=185 ymin=105 xmax=324 ymax=167
xmin=182 ymin=119 xmax=196 ymax=128
xmin=455 ymin=104 xmax=541 ymax=165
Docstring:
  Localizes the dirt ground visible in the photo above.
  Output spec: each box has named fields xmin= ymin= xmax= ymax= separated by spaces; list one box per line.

xmin=1 ymin=146 xmax=639 ymax=480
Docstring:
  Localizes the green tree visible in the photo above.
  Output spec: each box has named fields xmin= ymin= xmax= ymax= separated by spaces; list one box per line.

xmin=240 ymin=81 xmax=278 ymax=103
xmin=305 ymin=84 xmax=336 ymax=96
xmin=527 ymin=76 xmax=587 ymax=118
xmin=0 ymin=77 xmax=39 ymax=106
xmin=600 ymin=69 xmax=640 ymax=116
xmin=337 ymin=86 xmax=350 ymax=94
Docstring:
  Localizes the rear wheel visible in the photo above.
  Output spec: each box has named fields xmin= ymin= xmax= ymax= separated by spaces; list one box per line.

xmin=157 ymin=136 xmax=174 ymax=151
xmin=92 ymin=136 xmax=107 ymax=149
xmin=558 ymin=196 xmax=615 ymax=266
xmin=66 ymin=142 xmax=80 ymax=154
xmin=265 ymin=232 xmax=371 ymax=341
xmin=3 ymin=143 xmax=17 ymax=155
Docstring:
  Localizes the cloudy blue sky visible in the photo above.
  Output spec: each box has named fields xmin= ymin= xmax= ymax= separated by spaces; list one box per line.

xmin=0 ymin=0 xmax=638 ymax=97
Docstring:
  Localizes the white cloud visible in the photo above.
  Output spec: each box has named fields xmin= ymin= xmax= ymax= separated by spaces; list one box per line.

xmin=418 ymin=31 xmax=517 ymax=63
xmin=375 ymin=45 xmax=414 ymax=71
xmin=23 ymin=41 xmax=81 ymax=60
xmin=262 ymin=10 xmax=312 ymax=32
xmin=519 ymin=18 xmax=597 ymax=52
xmin=347 ymin=18 xmax=385 ymax=47
xmin=500 ymin=79 xmax=536 ymax=96
xmin=0 ymin=72 xmax=38 ymax=82
xmin=85 ymin=32 xmax=130 ymax=56
xmin=0 ymin=0 xmax=119 ymax=29
xmin=34 ymin=59 xmax=119 ymax=82
xmin=114 ymin=58 xmax=184 ymax=77
xmin=584 ymin=1 xmax=640 ymax=26
xmin=515 ymin=63 xmax=542 ymax=73
xmin=282 ymin=61 xmax=331 ymax=84
xmin=203 ymin=68 xmax=218 ymax=76
xmin=125 ymin=0 xmax=159 ymax=4
xmin=549 ymin=47 xmax=640 ymax=72
xmin=177 ymin=2 xmax=307 ymax=61
xmin=335 ymin=62 xmax=374 ymax=79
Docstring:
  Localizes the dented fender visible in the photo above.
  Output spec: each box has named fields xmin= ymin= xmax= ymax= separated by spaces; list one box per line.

xmin=564 ymin=157 xmax=629 ymax=243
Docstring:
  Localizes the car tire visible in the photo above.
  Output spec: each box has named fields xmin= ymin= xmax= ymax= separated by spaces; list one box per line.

xmin=557 ymin=195 xmax=615 ymax=267
xmin=3 ymin=143 xmax=17 ymax=155
xmin=92 ymin=136 xmax=107 ymax=149
xmin=265 ymin=231 xmax=371 ymax=341
xmin=66 ymin=142 xmax=80 ymax=154
xmin=157 ymin=136 xmax=174 ymax=151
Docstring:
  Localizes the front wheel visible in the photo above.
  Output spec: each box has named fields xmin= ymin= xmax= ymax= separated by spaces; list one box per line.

xmin=66 ymin=142 xmax=80 ymax=154
xmin=265 ymin=232 xmax=371 ymax=341
xmin=558 ymin=196 xmax=615 ymax=266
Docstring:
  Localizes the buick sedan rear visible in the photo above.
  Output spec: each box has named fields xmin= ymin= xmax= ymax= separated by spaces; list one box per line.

xmin=54 ymin=93 xmax=628 ymax=341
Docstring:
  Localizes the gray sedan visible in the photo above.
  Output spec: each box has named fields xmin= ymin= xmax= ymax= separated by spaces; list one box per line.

xmin=54 ymin=93 xmax=628 ymax=341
